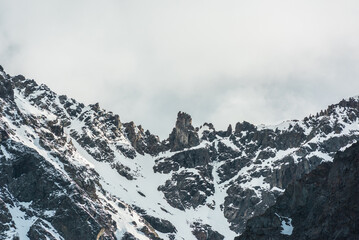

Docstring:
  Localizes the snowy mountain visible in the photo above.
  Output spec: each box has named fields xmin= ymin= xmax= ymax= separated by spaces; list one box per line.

xmin=237 ymin=141 xmax=359 ymax=240
xmin=1 ymin=65 xmax=359 ymax=239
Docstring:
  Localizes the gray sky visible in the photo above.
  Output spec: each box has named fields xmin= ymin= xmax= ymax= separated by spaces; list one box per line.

xmin=1 ymin=0 xmax=359 ymax=139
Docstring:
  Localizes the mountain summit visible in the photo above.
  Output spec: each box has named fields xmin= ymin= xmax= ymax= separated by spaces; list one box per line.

xmin=1 ymin=66 xmax=359 ymax=239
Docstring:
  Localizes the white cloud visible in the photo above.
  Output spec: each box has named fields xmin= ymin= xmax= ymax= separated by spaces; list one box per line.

xmin=1 ymin=0 xmax=359 ymax=138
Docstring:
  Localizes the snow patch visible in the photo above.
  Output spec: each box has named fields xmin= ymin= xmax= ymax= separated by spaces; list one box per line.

xmin=7 ymin=202 xmax=37 ymax=240
xmin=275 ymin=213 xmax=293 ymax=236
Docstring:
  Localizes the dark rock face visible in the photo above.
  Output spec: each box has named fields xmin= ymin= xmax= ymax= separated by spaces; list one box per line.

xmin=237 ymin=142 xmax=359 ymax=240
xmin=216 ymin=124 xmax=233 ymax=138
xmin=154 ymin=148 xmax=211 ymax=173
xmin=71 ymin=129 xmax=116 ymax=162
xmin=217 ymin=157 xmax=250 ymax=183
xmin=124 ymin=122 xmax=166 ymax=156
xmin=0 ymin=140 xmax=116 ymax=240
xmin=224 ymin=186 xmax=278 ymax=234
xmin=0 ymin=129 xmax=10 ymax=142
xmin=200 ymin=123 xmax=217 ymax=142
xmin=143 ymin=130 xmax=168 ymax=155
xmin=27 ymin=219 xmax=60 ymax=240
xmin=155 ymin=148 xmax=215 ymax=210
xmin=158 ymin=170 xmax=214 ymax=210
xmin=168 ymin=111 xmax=200 ymax=151
xmin=0 ymin=196 xmax=13 ymax=239
xmin=124 ymin=122 xmax=146 ymax=154
xmin=112 ymin=162 xmax=134 ymax=180
xmin=216 ymin=141 xmax=241 ymax=162
xmin=234 ymin=121 xmax=256 ymax=135
xmin=0 ymin=76 xmax=14 ymax=100
xmin=47 ymin=120 xmax=64 ymax=137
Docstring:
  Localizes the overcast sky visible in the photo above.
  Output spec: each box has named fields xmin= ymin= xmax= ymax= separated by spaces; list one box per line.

xmin=1 ymin=0 xmax=359 ymax=138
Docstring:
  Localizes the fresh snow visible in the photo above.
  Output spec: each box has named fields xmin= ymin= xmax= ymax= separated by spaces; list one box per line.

xmin=220 ymin=138 xmax=240 ymax=152
xmin=14 ymin=90 xmax=57 ymax=121
xmin=6 ymin=202 xmax=37 ymax=240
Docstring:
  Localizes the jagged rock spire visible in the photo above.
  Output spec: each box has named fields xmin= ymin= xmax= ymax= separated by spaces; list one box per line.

xmin=168 ymin=111 xmax=200 ymax=152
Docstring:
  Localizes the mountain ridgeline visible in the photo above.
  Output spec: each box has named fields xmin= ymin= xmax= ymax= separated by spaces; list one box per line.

xmin=0 ymin=65 xmax=359 ymax=239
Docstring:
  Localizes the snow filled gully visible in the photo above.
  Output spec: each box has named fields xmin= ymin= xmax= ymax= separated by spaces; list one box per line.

xmin=71 ymin=138 xmax=237 ymax=239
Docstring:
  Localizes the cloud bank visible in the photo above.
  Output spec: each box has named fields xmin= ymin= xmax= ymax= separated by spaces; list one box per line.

xmin=1 ymin=0 xmax=359 ymax=138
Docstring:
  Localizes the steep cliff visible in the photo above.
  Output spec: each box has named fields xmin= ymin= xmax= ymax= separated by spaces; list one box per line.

xmin=237 ymin=141 xmax=359 ymax=240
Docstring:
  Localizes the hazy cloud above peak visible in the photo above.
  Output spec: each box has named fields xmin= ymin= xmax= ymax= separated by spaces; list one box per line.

xmin=1 ymin=0 xmax=359 ymax=138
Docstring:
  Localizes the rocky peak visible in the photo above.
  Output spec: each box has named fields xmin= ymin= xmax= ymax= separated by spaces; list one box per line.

xmin=234 ymin=121 xmax=256 ymax=135
xmin=90 ymin=102 xmax=101 ymax=112
xmin=123 ymin=121 xmax=165 ymax=156
xmin=307 ymin=97 xmax=359 ymax=120
xmin=203 ymin=122 xmax=215 ymax=130
xmin=216 ymin=124 xmax=233 ymax=138
xmin=168 ymin=111 xmax=200 ymax=151
xmin=199 ymin=122 xmax=217 ymax=142
xmin=11 ymin=74 xmax=41 ymax=98
xmin=175 ymin=111 xmax=193 ymax=130
xmin=114 ymin=114 xmax=122 ymax=129
xmin=124 ymin=121 xmax=144 ymax=152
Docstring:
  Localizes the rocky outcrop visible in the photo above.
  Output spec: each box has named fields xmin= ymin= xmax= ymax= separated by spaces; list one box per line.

xmin=142 ymin=215 xmax=177 ymax=234
xmin=234 ymin=121 xmax=256 ymax=135
xmin=216 ymin=124 xmax=233 ymax=138
xmin=168 ymin=111 xmax=200 ymax=151
xmin=124 ymin=122 xmax=146 ymax=154
xmin=200 ymin=123 xmax=217 ymax=142
xmin=237 ymin=142 xmax=359 ymax=240
xmin=47 ymin=120 xmax=64 ymax=137
xmin=155 ymin=148 xmax=215 ymax=210
xmin=0 ymin=73 xmax=14 ymax=100
xmin=191 ymin=222 xmax=224 ymax=240
xmin=0 ymin=129 xmax=9 ymax=143
xmin=154 ymin=148 xmax=211 ymax=173
xmin=124 ymin=122 xmax=166 ymax=156
xmin=158 ymin=170 xmax=214 ymax=210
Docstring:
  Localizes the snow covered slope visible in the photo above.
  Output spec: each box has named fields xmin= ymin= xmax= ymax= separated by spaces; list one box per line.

xmin=1 ymin=65 xmax=359 ymax=239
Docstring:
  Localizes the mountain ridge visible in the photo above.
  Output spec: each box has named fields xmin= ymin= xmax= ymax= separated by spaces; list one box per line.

xmin=1 ymin=65 xmax=359 ymax=239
